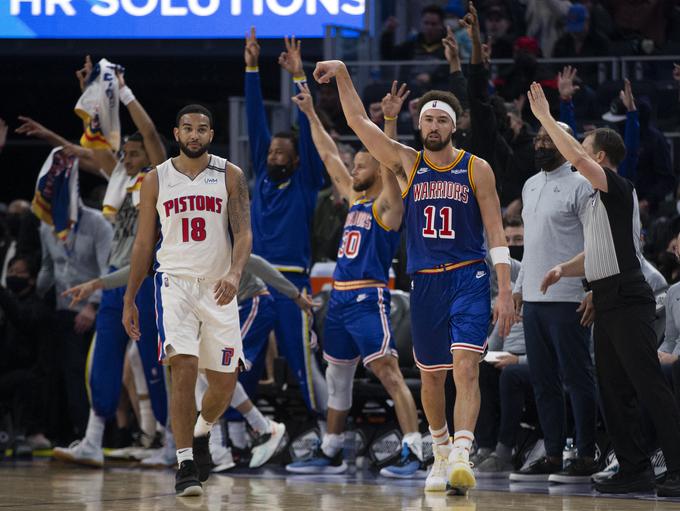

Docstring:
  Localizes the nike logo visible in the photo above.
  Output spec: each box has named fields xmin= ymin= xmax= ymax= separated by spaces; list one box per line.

xmin=416 ymin=167 xmax=429 ymax=175
xmin=476 ymin=271 xmax=486 ymax=279
xmin=356 ymin=294 xmax=367 ymax=302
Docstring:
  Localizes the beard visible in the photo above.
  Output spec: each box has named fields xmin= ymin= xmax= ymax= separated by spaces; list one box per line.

xmin=178 ymin=140 xmax=209 ymax=159
xmin=352 ymin=174 xmax=376 ymax=192
xmin=422 ymin=131 xmax=453 ymax=151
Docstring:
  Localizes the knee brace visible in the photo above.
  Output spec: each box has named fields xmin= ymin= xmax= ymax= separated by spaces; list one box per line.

xmin=230 ymin=381 xmax=249 ymax=408
xmin=326 ymin=362 xmax=357 ymax=411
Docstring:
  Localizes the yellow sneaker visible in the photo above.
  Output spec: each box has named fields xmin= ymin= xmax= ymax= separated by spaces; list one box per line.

xmin=448 ymin=448 xmax=476 ymax=493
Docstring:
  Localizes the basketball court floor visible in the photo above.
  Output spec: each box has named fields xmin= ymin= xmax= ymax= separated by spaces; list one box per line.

xmin=2 ymin=459 xmax=679 ymax=511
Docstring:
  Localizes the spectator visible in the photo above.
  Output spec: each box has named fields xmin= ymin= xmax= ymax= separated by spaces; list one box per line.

xmin=0 ymin=255 xmax=52 ymax=456
xmin=604 ymin=0 xmax=673 ymax=49
xmin=0 ymin=200 xmax=31 ymax=286
xmin=443 ymin=0 xmax=472 ymax=61
xmin=0 ymin=118 xmax=6 ymax=155
xmin=483 ymin=2 xmax=517 ymax=58
xmin=380 ymin=4 xmax=449 ymax=91
xmin=495 ymin=36 xmax=554 ymax=102
xmin=511 ymin=123 xmax=599 ymax=484
xmin=523 ymin=0 xmax=571 ymax=57
xmin=37 ymin=204 xmax=113 ymax=440
xmin=316 ymin=83 xmax=351 ymax=136
xmin=504 ymin=98 xmax=537 ymax=200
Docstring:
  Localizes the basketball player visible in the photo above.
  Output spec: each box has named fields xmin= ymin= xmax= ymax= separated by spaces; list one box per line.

xmin=244 ymin=29 xmax=327 ymax=414
xmin=123 ymin=104 xmax=252 ymax=497
xmin=52 ymin=69 xmax=168 ymax=467
xmin=313 ymin=60 xmax=515 ymax=494
xmin=285 ymin=83 xmax=424 ymax=478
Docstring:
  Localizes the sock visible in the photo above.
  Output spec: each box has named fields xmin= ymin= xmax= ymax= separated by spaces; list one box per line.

xmin=177 ymin=447 xmax=193 ymax=464
xmin=429 ymin=425 xmax=451 ymax=447
xmin=452 ymin=430 xmax=474 ymax=458
xmin=228 ymin=421 xmax=248 ymax=449
xmin=403 ymin=431 xmax=423 ymax=461
xmin=321 ymin=433 xmax=344 ymax=458
xmin=193 ymin=414 xmax=212 ymax=438
xmin=243 ymin=406 xmax=269 ymax=435
xmin=495 ymin=442 xmax=512 ymax=462
xmin=84 ymin=410 xmax=105 ymax=448
xmin=210 ymin=421 xmax=224 ymax=450
xmin=138 ymin=399 xmax=156 ymax=438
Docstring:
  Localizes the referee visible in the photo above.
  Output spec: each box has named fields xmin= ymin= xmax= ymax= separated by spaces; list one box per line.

xmin=527 ymin=82 xmax=680 ymax=497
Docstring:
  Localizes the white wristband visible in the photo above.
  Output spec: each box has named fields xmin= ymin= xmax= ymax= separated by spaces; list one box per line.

xmin=489 ymin=246 xmax=511 ymax=266
xmin=119 ymin=86 xmax=136 ymax=106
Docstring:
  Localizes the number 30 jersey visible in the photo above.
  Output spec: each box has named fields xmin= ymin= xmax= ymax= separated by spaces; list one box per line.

xmin=403 ymin=150 xmax=486 ymax=274
xmin=332 ymin=197 xmax=400 ymax=285
xmin=155 ymin=155 xmax=232 ymax=280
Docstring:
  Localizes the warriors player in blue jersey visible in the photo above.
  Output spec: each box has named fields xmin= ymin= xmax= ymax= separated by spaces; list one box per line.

xmin=313 ymin=61 xmax=515 ymax=494
xmin=285 ymin=83 xmax=424 ymax=478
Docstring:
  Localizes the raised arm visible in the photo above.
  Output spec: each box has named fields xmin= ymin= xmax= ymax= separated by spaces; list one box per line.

xmin=244 ymin=27 xmax=271 ymax=176
xmin=473 ymin=157 xmax=514 ymax=337
xmin=528 ymin=82 xmax=608 ymax=191
xmin=557 ymin=66 xmax=579 ymax=136
xmin=292 ymin=83 xmax=352 ymax=200
xmin=313 ymin=60 xmax=418 ymax=189
xmin=375 ymin=81 xmax=409 ymax=231
xmin=619 ymin=79 xmax=639 ymax=181
xmin=213 ymin=163 xmax=253 ymax=307
xmin=123 ymin=170 xmax=159 ymax=340
xmin=117 ymin=71 xmax=166 ymax=167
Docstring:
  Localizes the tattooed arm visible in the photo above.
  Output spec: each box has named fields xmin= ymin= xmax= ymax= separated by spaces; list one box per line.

xmin=214 ymin=162 xmax=253 ymax=306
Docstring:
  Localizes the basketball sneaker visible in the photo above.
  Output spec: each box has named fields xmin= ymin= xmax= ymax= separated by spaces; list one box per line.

xmin=141 ymin=432 xmax=176 ymax=468
xmin=193 ymin=434 xmax=212 ymax=482
xmin=53 ymin=440 xmax=104 ymax=467
xmin=285 ymin=444 xmax=347 ymax=474
xmin=380 ymin=443 xmax=427 ymax=479
xmin=211 ymin=445 xmax=236 ymax=473
xmin=591 ymin=455 xmax=619 ymax=483
xmin=448 ymin=448 xmax=476 ymax=492
xmin=425 ymin=445 xmax=450 ymax=492
xmin=175 ymin=460 xmax=203 ymax=497
xmin=249 ymin=420 xmax=286 ymax=469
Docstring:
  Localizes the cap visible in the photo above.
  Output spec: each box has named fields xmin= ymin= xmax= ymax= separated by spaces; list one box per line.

xmin=601 ymin=97 xmax=627 ymax=123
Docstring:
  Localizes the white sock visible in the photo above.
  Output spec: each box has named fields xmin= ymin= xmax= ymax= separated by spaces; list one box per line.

xmin=177 ymin=447 xmax=193 ymax=464
xmin=210 ymin=421 xmax=224 ymax=449
xmin=84 ymin=409 xmax=105 ymax=448
xmin=230 ymin=382 xmax=249 ymax=408
xmin=243 ymin=406 xmax=269 ymax=435
xmin=403 ymin=431 xmax=423 ymax=461
xmin=429 ymin=424 xmax=451 ymax=447
xmin=138 ymin=399 xmax=156 ymax=438
xmin=228 ymin=421 xmax=248 ymax=449
xmin=193 ymin=414 xmax=212 ymax=438
xmin=321 ymin=433 xmax=344 ymax=458
xmin=452 ymin=430 xmax=474 ymax=458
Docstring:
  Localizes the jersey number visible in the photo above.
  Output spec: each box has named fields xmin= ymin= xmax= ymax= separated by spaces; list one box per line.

xmin=338 ymin=230 xmax=361 ymax=259
xmin=422 ymin=205 xmax=455 ymax=239
xmin=181 ymin=217 xmax=206 ymax=242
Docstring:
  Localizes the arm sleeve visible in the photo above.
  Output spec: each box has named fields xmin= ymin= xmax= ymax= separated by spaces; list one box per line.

xmin=619 ymin=110 xmax=639 ymax=180
xmin=100 ymin=265 xmax=130 ymax=289
xmin=245 ymin=254 xmax=299 ymax=299
xmin=245 ymin=70 xmax=272 ymax=177
xmin=518 ymin=354 xmax=528 ymax=365
xmin=467 ymin=64 xmax=496 ymax=162
xmin=297 ymin=105 xmax=327 ymax=190
xmin=559 ymin=99 xmax=578 ymax=137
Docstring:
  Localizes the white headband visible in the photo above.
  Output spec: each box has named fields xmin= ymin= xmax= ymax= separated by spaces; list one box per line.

xmin=418 ymin=100 xmax=457 ymax=127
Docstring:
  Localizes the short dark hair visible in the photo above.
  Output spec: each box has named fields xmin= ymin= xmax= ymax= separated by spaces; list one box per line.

xmin=416 ymin=90 xmax=464 ymax=122
xmin=175 ymin=104 xmax=213 ymax=128
xmin=125 ymin=131 xmax=144 ymax=144
xmin=272 ymin=131 xmax=299 ymax=157
xmin=503 ymin=215 xmax=524 ymax=229
xmin=8 ymin=254 xmax=39 ymax=278
xmin=422 ymin=4 xmax=445 ymax=20
xmin=586 ymin=127 xmax=626 ymax=167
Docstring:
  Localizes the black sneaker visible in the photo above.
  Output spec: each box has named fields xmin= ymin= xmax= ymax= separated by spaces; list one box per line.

xmin=657 ymin=471 xmax=680 ymax=497
xmin=548 ymin=457 xmax=600 ymax=484
xmin=193 ymin=434 xmax=212 ymax=482
xmin=594 ymin=467 xmax=655 ymax=494
xmin=509 ymin=457 xmax=562 ymax=482
xmin=175 ymin=460 xmax=203 ymax=497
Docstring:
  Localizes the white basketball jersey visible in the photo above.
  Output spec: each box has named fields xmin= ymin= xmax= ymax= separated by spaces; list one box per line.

xmin=155 ymin=155 xmax=232 ymax=280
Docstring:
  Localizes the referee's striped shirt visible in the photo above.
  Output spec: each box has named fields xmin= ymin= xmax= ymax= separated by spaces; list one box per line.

xmin=584 ymin=167 xmax=642 ymax=282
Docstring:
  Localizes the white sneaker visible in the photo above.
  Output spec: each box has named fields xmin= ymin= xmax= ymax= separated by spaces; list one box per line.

xmin=212 ymin=445 xmax=236 ymax=473
xmin=141 ymin=443 xmax=177 ymax=468
xmin=53 ymin=440 xmax=104 ymax=467
xmin=448 ymin=448 xmax=476 ymax=493
xmin=250 ymin=420 xmax=287 ymax=468
xmin=425 ymin=445 xmax=450 ymax=492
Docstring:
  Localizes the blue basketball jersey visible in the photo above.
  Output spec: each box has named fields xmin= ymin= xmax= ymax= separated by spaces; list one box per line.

xmin=333 ymin=198 xmax=400 ymax=284
xmin=403 ymin=150 xmax=486 ymax=273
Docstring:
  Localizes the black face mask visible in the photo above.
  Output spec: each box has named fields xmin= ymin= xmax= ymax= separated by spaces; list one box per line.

xmin=5 ymin=276 xmax=31 ymax=295
xmin=266 ymin=164 xmax=295 ymax=182
xmin=509 ymin=245 xmax=524 ymax=261
xmin=534 ymin=147 xmax=563 ymax=171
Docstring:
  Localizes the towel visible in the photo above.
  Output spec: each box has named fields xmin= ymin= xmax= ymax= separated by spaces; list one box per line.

xmin=74 ymin=58 xmax=122 ymax=152
xmin=32 ymin=147 xmax=80 ymax=240
xmin=102 ymin=162 xmax=147 ymax=221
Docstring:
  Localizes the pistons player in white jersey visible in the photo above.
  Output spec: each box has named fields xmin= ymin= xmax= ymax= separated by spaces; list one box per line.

xmin=123 ymin=104 xmax=252 ymax=497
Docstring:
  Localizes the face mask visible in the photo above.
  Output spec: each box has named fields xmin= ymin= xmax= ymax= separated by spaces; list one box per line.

xmin=509 ymin=245 xmax=524 ymax=261
xmin=266 ymin=164 xmax=295 ymax=182
xmin=534 ymin=147 xmax=563 ymax=171
xmin=5 ymin=276 xmax=31 ymax=295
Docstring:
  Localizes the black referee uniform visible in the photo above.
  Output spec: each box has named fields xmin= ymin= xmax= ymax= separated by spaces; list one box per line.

xmin=586 ymin=167 xmax=680 ymax=478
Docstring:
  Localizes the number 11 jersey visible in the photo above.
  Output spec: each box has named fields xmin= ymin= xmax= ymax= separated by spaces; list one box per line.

xmin=402 ymin=149 xmax=486 ymax=274
xmin=155 ymin=155 xmax=232 ymax=280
